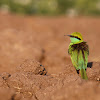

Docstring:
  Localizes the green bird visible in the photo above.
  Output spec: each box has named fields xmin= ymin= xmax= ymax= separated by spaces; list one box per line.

xmin=67 ymin=32 xmax=89 ymax=80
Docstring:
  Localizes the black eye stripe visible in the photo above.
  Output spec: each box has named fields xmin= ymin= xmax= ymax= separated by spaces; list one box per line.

xmin=70 ymin=35 xmax=81 ymax=40
xmin=74 ymin=36 xmax=81 ymax=40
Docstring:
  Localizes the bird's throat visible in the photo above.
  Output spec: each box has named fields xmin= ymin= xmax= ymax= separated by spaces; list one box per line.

xmin=70 ymin=37 xmax=83 ymax=44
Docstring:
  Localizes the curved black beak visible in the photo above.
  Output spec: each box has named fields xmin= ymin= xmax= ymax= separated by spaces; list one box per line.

xmin=64 ymin=35 xmax=72 ymax=37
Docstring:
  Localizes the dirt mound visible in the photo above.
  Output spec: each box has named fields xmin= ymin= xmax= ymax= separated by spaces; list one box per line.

xmin=47 ymin=81 xmax=100 ymax=100
xmin=17 ymin=59 xmax=47 ymax=75
xmin=0 ymin=60 xmax=100 ymax=100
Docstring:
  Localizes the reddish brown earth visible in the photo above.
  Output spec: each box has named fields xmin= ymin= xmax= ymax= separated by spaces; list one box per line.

xmin=0 ymin=12 xmax=100 ymax=100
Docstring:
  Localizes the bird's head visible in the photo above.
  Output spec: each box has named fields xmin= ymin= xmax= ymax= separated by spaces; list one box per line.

xmin=67 ymin=32 xmax=83 ymax=44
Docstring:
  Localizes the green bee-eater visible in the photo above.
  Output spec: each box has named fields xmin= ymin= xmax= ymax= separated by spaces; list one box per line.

xmin=67 ymin=32 xmax=89 ymax=80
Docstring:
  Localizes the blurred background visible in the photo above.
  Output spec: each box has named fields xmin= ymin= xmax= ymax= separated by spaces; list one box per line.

xmin=0 ymin=0 xmax=100 ymax=16
xmin=0 ymin=1 xmax=100 ymax=100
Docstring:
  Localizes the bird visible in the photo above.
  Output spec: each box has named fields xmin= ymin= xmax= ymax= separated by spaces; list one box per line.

xmin=67 ymin=32 xmax=89 ymax=80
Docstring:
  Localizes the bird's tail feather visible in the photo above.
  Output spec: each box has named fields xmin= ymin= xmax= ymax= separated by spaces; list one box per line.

xmin=80 ymin=68 xmax=88 ymax=80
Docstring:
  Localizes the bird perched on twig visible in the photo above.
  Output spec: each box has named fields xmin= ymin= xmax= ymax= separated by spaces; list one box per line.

xmin=66 ymin=32 xmax=89 ymax=80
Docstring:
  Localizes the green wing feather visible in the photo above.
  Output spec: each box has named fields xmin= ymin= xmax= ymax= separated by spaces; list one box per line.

xmin=68 ymin=42 xmax=89 ymax=80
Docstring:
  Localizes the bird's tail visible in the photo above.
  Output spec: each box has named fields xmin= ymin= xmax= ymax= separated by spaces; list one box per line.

xmin=80 ymin=68 xmax=88 ymax=80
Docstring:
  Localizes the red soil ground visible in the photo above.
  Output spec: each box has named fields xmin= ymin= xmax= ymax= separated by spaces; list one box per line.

xmin=0 ymin=12 xmax=100 ymax=100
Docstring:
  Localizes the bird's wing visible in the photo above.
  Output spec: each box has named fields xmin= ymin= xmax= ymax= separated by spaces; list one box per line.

xmin=71 ymin=49 xmax=88 ymax=70
xmin=68 ymin=44 xmax=79 ymax=69
xmin=83 ymin=43 xmax=89 ymax=68
xmin=68 ymin=42 xmax=89 ymax=70
xmin=71 ymin=49 xmax=79 ymax=70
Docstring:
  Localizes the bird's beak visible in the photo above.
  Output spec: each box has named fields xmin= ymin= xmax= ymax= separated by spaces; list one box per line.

xmin=67 ymin=35 xmax=72 ymax=37
xmin=64 ymin=35 xmax=72 ymax=37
